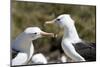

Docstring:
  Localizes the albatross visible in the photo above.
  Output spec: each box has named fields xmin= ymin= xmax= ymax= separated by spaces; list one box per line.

xmin=45 ymin=14 xmax=96 ymax=62
xmin=11 ymin=27 xmax=54 ymax=66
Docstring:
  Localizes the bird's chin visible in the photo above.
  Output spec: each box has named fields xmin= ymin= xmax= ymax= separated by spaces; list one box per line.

xmin=32 ymin=36 xmax=42 ymax=40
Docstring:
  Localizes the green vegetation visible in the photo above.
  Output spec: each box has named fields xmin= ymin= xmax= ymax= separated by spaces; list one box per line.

xmin=11 ymin=0 xmax=96 ymax=56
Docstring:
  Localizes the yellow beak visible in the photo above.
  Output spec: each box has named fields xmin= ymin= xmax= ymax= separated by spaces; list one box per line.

xmin=40 ymin=31 xmax=54 ymax=37
xmin=45 ymin=19 xmax=56 ymax=24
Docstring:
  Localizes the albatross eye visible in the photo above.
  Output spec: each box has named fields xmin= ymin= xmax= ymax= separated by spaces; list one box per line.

xmin=34 ymin=32 xmax=37 ymax=34
xmin=57 ymin=19 xmax=60 ymax=21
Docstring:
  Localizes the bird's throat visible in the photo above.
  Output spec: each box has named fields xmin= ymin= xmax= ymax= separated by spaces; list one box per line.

xmin=63 ymin=23 xmax=81 ymax=43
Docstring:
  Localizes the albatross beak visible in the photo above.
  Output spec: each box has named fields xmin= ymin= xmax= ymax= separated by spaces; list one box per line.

xmin=40 ymin=31 xmax=54 ymax=37
xmin=45 ymin=19 xmax=56 ymax=24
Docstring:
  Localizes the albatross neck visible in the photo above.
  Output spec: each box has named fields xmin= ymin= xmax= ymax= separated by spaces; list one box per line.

xmin=63 ymin=22 xmax=81 ymax=43
xmin=12 ymin=32 xmax=33 ymax=52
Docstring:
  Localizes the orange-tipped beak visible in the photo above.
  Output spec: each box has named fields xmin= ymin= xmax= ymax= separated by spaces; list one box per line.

xmin=40 ymin=31 xmax=54 ymax=37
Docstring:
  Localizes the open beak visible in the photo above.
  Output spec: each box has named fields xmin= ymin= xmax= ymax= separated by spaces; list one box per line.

xmin=45 ymin=19 xmax=56 ymax=24
xmin=40 ymin=31 xmax=54 ymax=37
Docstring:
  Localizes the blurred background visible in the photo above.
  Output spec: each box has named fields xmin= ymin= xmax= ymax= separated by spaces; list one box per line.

xmin=11 ymin=0 xmax=96 ymax=63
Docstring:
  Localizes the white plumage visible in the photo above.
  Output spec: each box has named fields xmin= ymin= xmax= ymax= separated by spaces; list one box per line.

xmin=60 ymin=55 xmax=67 ymax=62
xmin=45 ymin=14 xmax=85 ymax=62
xmin=12 ymin=27 xmax=54 ymax=66
xmin=31 ymin=53 xmax=47 ymax=64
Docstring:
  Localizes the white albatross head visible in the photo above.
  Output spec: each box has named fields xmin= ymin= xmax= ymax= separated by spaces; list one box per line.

xmin=45 ymin=14 xmax=74 ymax=28
xmin=45 ymin=14 xmax=82 ymax=43
xmin=24 ymin=27 xmax=54 ymax=40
